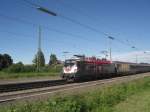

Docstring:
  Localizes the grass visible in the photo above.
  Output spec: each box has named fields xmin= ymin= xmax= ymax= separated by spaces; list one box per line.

xmin=114 ymin=88 xmax=150 ymax=112
xmin=0 ymin=72 xmax=60 ymax=79
xmin=0 ymin=65 xmax=62 ymax=79
xmin=0 ymin=76 xmax=150 ymax=112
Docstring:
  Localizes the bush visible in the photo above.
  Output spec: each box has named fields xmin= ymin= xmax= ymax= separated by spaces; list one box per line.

xmin=4 ymin=62 xmax=24 ymax=73
xmin=35 ymin=65 xmax=62 ymax=73
xmin=3 ymin=63 xmax=36 ymax=73
xmin=21 ymin=65 xmax=36 ymax=73
xmin=48 ymin=65 xmax=62 ymax=73
xmin=3 ymin=63 xmax=62 ymax=73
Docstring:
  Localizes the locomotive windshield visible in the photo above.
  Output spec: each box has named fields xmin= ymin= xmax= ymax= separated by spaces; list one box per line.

xmin=64 ymin=59 xmax=76 ymax=67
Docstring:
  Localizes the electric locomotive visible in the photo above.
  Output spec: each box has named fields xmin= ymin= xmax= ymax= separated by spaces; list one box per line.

xmin=61 ymin=55 xmax=150 ymax=81
xmin=61 ymin=55 xmax=114 ymax=81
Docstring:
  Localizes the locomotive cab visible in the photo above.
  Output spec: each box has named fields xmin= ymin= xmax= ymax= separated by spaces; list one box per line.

xmin=61 ymin=59 xmax=78 ymax=80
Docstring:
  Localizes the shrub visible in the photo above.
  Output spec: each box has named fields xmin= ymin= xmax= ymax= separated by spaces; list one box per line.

xmin=48 ymin=65 xmax=62 ymax=73
xmin=21 ymin=65 xmax=36 ymax=73
xmin=36 ymin=65 xmax=62 ymax=73
xmin=4 ymin=62 xmax=24 ymax=73
xmin=3 ymin=64 xmax=62 ymax=73
xmin=44 ymin=96 xmax=87 ymax=112
xmin=3 ymin=63 xmax=36 ymax=73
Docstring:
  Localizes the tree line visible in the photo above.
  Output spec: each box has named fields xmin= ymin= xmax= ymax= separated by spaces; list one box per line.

xmin=32 ymin=50 xmax=59 ymax=67
xmin=0 ymin=52 xmax=61 ymax=73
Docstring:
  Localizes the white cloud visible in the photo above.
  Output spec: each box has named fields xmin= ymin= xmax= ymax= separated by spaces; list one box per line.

xmin=113 ymin=51 xmax=150 ymax=63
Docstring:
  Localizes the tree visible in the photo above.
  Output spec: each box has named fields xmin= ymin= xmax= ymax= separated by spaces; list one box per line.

xmin=33 ymin=50 xmax=45 ymax=68
xmin=6 ymin=61 xmax=24 ymax=73
xmin=0 ymin=53 xmax=13 ymax=70
xmin=0 ymin=54 xmax=3 ymax=70
xmin=2 ymin=54 xmax=13 ymax=68
xmin=49 ymin=54 xmax=57 ymax=65
xmin=32 ymin=54 xmax=37 ymax=65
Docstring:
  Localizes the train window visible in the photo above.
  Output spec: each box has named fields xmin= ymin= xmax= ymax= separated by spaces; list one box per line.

xmin=64 ymin=60 xmax=76 ymax=67
xmin=64 ymin=63 xmax=74 ymax=67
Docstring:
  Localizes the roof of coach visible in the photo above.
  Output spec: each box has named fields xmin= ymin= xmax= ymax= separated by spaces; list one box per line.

xmin=113 ymin=61 xmax=150 ymax=66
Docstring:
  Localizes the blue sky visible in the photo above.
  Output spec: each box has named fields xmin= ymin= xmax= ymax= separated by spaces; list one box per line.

xmin=0 ymin=0 xmax=150 ymax=64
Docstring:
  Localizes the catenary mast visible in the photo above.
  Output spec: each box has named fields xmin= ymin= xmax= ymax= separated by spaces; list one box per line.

xmin=37 ymin=26 xmax=41 ymax=71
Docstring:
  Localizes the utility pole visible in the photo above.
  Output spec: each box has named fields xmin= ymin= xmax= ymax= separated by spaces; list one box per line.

xmin=109 ymin=39 xmax=112 ymax=61
xmin=132 ymin=46 xmax=138 ymax=64
xmin=37 ymin=26 xmax=41 ymax=72
xmin=38 ymin=26 xmax=41 ymax=51
xmin=108 ymin=36 xmax=114 ymax=62
xmin=63 ymin=51 xmax=70 ymax=61
xmin=136 ymin=54 xmax=138 ymax=64
xmin=101 ymin=50 xmax=108 ymax=59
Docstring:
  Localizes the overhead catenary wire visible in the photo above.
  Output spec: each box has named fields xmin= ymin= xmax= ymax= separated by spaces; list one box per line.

xmin=56 ymin=0 xmax=141 ymax=50
xmin=0 ymin=29 xmax=81 ymax=49
xmin=55 ymin=0 xmax=143 ymax=60
xmin=0 ymin=12 xmax=100 ymax=45
xmin=0 ymin=30 xmax=34 ymax=39
xmin=0 ymin=22 xmax=78 ymax=46
xmin=56 ymin=0 xmax=95 ymax=22
xmin=0 ymin=32 xmax=103 ymax=59
xmin=22 ymin=0 xmax=141 ymax=50
xmin=0 ymin=29 xmax=105 ymax=59
xmin=0 ymin=29 xmax=99 ymax=53
xmin=23 ymin=0 xmax=57 ymax=16
xmin=0 ymin=0 xmax=142 ymax=57
xmin=59 ymin=12 xmax=140 ymax=50
xmin=68 ymin=6 xmax=143 ymax=62
xmin=21 ymin=1 xmax=107 ymax=36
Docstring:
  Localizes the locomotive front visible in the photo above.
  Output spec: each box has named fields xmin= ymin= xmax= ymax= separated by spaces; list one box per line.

xmin=61 ymin=59 xmax=78 ymax=80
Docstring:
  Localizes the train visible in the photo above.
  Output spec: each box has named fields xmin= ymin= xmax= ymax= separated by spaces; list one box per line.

xmin=61 ymin=55 xmax=150 ymax=81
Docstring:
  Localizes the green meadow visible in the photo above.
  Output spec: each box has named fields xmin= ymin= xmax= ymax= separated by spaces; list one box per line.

xmin=0 ymin=76 xmax=150 ymax=112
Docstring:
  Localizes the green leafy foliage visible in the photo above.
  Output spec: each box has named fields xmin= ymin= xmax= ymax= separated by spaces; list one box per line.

xmin=33 ymin=50 xmax=45 ymax=67
xmin=1 ymin=77 xmax=150 ymax=112
xmin=0 ymin=64 xmax=62 ymax=79
xmin=0 ymin=53 xmax=13 ymax=70
xmin=49 ymin=54 xmax=58 ymax=65
xmin=3 ymin=64 xmax=62 ymax=73
xmin=3 ymin=62 xmax=36 ymax=73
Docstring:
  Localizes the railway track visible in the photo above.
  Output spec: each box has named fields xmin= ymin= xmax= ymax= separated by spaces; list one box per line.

xmin=0 ymin=79 xmax=66 ymax=93
xmin=0 ymin=72 xmax=150 ymax=104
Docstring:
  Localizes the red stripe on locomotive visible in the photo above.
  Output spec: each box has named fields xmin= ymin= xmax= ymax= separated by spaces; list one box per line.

xmin=84 ymin=57 xmax=111 ymax=65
